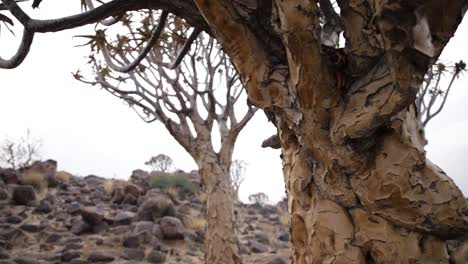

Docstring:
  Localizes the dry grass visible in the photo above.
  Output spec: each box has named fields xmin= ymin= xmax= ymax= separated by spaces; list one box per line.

xmin=280 ymin=213 xmax=290 ymax=227
xmin=21 ymin=171 xmax=47 ymax=194
xmin=184 ymin=216 xmax=207 ymax=230
xmin=55 ymin=171 xmax=71 ymax=183
xmin=102 ymin=179 xmax=127 ymax=195
xmin=165 ymin=186 xmax=179 ymax=200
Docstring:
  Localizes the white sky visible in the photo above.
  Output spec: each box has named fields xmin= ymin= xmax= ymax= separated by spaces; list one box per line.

xmin=0 ymin=2 xmax=467 ymax=203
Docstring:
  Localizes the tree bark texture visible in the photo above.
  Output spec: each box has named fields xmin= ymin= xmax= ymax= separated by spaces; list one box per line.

xmin=196 ymin=150 xmax=241 ymax=264
xmin=1 ymin=0 xmax=467 ymax=262
xmin=192 ymin=0 xmax=468 ymax=263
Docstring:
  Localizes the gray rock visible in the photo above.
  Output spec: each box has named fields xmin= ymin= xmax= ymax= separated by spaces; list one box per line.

xmin=87 ymin=251 xmax=115 ymax=262
xmin=267 ymin=258 xmax=287 ymax=264
xmin=123 ymin=234 xmax=141 ymax=248
xmin=113 ymin=211 xmax=135 ymax=226
xmin=4 ymin=215 xmax=22 ymax=224
xmin=122 ymin=248 xmax=145 ymax=261
xmin=137 ymin=197 xmax=175 ymax=222
xmin=129 ymin=170 xmax=151 ymax=192
xmin=34 ymin=199 xmax=52 ymax=214
xmin=24 ymin=160 xmax=57 ymax=187
xmin=12 ymin=257 xmax=37 ymax=264
xmin=19 ymin=223 xmax=44 ymax=233
xmin=70 ymin=220 xmax=91 ymax=235
xmin=160 ymin=216 xmax=185 ymax=240
xmin=11 ymin=185 xmax=36 ymax=206
xmin=80 ymin=207 xmax=104 ymax=226
xmin=61 ymin=250 xmax=81 ymax=262
xmin=278 ymin=232 xmax=290 ymax=242
xmin=0 ymin=168 xmax=20 ymax=184
xmin=147 ymin=250 xmax=165 ymax=263
xmin=248 ymin=240 xmax=268 ymax=253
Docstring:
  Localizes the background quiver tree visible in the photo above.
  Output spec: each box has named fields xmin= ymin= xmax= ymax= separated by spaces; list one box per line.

xmin=229 ymin=159 xmax=247 ymax=201
xmin=74 ymin=10 xmax=256 ymax=264
xmin=145 ymin=153 xmax=173 ymax=173
xmin=416 ymin=60 xmax=466 ymax=130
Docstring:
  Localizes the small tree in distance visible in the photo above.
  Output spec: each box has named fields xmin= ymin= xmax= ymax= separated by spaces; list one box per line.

xmin=229 ymin=159 xmax=247 ymax=201
xmin=248 ymin=192 xmax=269 ymax=206
xmin=145 ymin=153 xmax=173 ymax=173
xmin=0 ymin=130 xmax=42 ymax=170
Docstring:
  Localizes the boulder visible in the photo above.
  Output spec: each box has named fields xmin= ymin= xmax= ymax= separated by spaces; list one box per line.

xmin=129 ymin=169 xmax=151 ymax=192
xmin=80 ymin=207 xmax=104 ymax=226
xmin=147 ymin=250 xmax=165 ymax=264
xmin=124 ymin=184 xmax=141 ymax=198
xmin=248 ymin=240 xmax=268 ymax=253
xmin=87 ymin=251 xmax=115 ymax=263
xmin=122 ymin=248 xmax=145 ymax=261
xmin=159 ymin=216 xmax=185 ymax=240
xmin=23 ymin=160 xmax=58 ymax=187
xmin=137 ymin=197 xmax=175 ymax=222
xmin=0 ymin=168 xmax=20 ymax=184
xmin=113 ymin=211 xmax=136 ymax=226
xmin=11 ymin=185 xmax=36 ymax=205
xmin=268 ymin=258 xmax=287 ymax=264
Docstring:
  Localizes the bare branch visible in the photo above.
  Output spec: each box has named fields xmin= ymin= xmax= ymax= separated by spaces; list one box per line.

xmin=0 ymin=28 xmax=34 ymax=69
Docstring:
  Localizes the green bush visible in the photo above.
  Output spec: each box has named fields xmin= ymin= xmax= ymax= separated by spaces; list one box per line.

xmin=151 ymin=172 xmax=196 ymax=196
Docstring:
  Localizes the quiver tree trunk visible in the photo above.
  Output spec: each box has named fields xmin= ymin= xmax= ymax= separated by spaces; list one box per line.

xmin=1 ymin=0 xmax=467 ymax=262
xmin=192 ymin=0 xmax=468 ymax=263
xmin=197 ymin=151 xmax=241 ymax=264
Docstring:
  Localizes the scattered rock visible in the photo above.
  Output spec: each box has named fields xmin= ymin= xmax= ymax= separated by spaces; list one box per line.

xmin=12 ymin=257 xmax=37 ymax=264
xmin=124 ymin=184 xmax=141 ymax=198
xmin=80 ymin=207 xmax=104 ymax=226
xmin=137 ymin=197 xmax=175 ymax=222
xmin=0 ymin=168 xmax=20 ymax=184
xmin=268 ymin=257 xmax=287 ymax=264
xmin=23 ymin=160 xmax=58 ymax=187
xmin=4 ymin=215 xmax=22 ymax=224
xmin=160 ymin=216 xmax=185 ymax=240
xmin=122 ymin=193 xmax=138 ymax=205
xmin=122 ymin=248 xmax=145 ymax=261
xmin=147 ymin=250 xmax=165 ymax=263
xmin=129 ymin=170 xmax=151 ymax=192
xmin=19 ymin=223 xmax=44 ymax=233
xmin=113 ymin=211 xmax=135 ymax=226
xmin=61 ymin=250 xmax=81 ymax=262
xmin=248 ymin=240 xmax=268 ymax=253
xmin=11 ymin=185 xmax=36 ymax=206
xmin=278 ymin=232 xmax=290 ymax=242
xmin=70 ymin=220 xmax=91 ymax=235
xmin=87 ymin=251 xmax=115 ymax=263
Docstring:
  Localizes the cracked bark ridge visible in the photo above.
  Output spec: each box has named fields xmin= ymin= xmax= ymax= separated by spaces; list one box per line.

xmin=2 ymin=0 xmax=468 ymax=263
xmin=191 ymin=0 xmax=468 ymax=263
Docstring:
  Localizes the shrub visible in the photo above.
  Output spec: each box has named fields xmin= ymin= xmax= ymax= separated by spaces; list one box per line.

xmin=55 ymin=171 xmax=71 ymax=184
xmin=184 ymin=216 xmax=206 ymax=230
xmin=20 ymin=171 xmax=47 ymax=194
xmin=151 ymin=172 xmax=196 ymax=196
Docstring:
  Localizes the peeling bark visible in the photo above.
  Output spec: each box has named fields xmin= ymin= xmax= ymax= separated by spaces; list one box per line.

xmin=190 ymin=0 xmax=468 ymax=263
xmin=2 ymin=0 xmax=468 ymax=263
xmin=197 ymin=151 xmax=242 ymax=264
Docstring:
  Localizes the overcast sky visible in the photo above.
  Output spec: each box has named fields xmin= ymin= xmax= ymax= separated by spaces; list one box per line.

xmin=0 ymin=2 xmax=467 ymax=203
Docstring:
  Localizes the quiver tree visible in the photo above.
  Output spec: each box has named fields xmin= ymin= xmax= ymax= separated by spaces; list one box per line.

xmin=73 ymin=10 xmax=255 ymax=264
xmin=229 ymin=159 xmax=247 ymax=201
xmin=144 ymin=153 xmax=173 ymax=172
xmin=1 ymin=0 xmax=468 ymax=263
xmin=416 ymin=60 xmax=466 ymax=129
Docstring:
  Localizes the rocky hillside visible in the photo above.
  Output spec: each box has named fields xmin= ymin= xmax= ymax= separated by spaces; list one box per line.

xmin=0 ymin=160 xmax=291 ymax=264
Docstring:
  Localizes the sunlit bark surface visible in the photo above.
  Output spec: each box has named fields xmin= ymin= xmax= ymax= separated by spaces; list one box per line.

xmin=1 ymin=0 xmax=468 ymax=263
xmin=193 ymin=0 xmax=468 ymax=263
